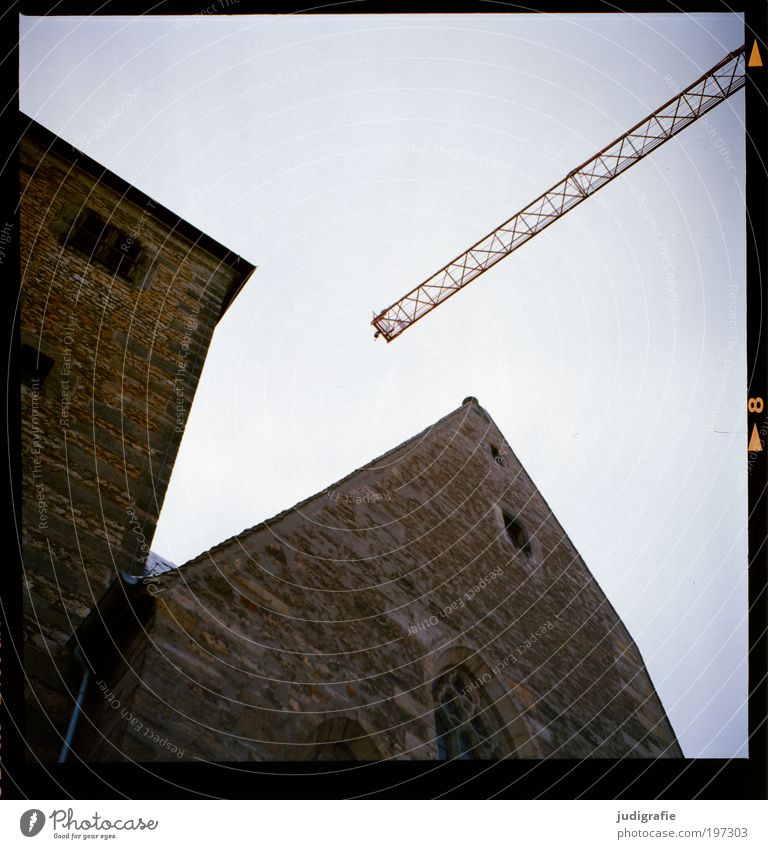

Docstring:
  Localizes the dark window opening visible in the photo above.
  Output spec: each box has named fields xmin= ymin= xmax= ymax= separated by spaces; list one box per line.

xmin=68 ymin=209 xmax=142 ymax=280
xmin=308 ymin=719 xmax=381 ymax=761
xmin=490 ymin=444 xmax=504 ymax=466
xmin=20 ymin=345 xmax=54 ymax=387
xmin=503 ymin=512 xmax=532 ymax=556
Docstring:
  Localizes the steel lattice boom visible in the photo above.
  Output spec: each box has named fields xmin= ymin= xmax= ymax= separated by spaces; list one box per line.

xmin=372 ymin=45 xmax=745 ymax=342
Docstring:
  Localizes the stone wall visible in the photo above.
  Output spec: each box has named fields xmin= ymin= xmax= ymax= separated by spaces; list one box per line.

xmin=106 ymin=399 xmax=681 ymax=761
xmin=19 ymin=121 xmax=255 ymax=762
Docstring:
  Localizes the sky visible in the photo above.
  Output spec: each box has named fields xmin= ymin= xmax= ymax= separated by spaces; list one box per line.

xmin=20 ymin=11 xmax=747 ymax=758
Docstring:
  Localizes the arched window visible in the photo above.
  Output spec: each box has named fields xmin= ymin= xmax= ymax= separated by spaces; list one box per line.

xmin=432 ymin=667 xmax=509 ymax=759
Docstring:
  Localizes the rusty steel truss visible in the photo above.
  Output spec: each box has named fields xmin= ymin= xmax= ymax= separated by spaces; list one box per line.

xmin=372 ymin=45 xmax=746 ymax=342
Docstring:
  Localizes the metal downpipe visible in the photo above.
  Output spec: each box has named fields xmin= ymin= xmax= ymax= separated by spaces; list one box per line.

xmin=57 ymin=644 xmax=91 ymax=764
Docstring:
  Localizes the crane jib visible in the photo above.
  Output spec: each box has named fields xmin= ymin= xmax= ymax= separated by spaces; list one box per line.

xmin=371 ymin=45 xmax=746 ymax=342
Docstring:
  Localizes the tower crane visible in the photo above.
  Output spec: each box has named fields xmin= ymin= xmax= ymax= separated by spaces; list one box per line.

xmin=371 ymin=45 xmax=746 ymax=342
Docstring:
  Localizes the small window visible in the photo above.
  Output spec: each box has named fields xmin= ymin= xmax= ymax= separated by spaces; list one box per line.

xmin=20 ymin=345 xmax=54 ymax=387
xmin=490 ymin=444 xmax=504 ymax=466
xmin=503 ymin=512 xmax=532 ymax=556
xmin=68 ymin=209 xmax=141 ymax=280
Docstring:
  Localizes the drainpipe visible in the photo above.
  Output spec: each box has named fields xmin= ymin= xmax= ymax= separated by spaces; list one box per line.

xmin=57 ymin=644 xmax=91 ymax=764
xmin=58 ymin=573 xmax=151 ymax=763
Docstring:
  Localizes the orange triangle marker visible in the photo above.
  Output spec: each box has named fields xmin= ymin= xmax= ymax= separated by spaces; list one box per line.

xmin=748 ymin=423 xmax=763 ymax=452
xmin=748 ymin=40 xmax=763 ymax=67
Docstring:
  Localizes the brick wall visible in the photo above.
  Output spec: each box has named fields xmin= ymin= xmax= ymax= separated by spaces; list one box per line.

xmin=19 ymin=121 xmax=254 ymax=762
xmin=105 ymin=399 xmax=681 ymax=761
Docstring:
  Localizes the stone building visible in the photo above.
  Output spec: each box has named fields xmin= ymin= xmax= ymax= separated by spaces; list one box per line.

xmin=19 ymin=117 xmax=256 ymax=762
xmin=79 ymin=397 xmax=682 ymax=762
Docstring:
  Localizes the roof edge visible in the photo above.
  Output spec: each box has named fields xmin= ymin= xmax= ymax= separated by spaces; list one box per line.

xmin=178 ymin=399 xmax=493 ymax=569
xmin=20 ymin=113 xmax=257 ymax=321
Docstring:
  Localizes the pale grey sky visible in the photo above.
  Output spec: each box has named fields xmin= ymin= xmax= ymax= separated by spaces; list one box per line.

xmin=20 ymin=12 xmax=747 ymax=758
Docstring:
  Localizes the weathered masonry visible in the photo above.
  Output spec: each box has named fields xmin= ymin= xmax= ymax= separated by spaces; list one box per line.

xmin=20 ymin=116 xmax=256 ymax=762
xmin=82 ymin=398 xmax=681 ymax=761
